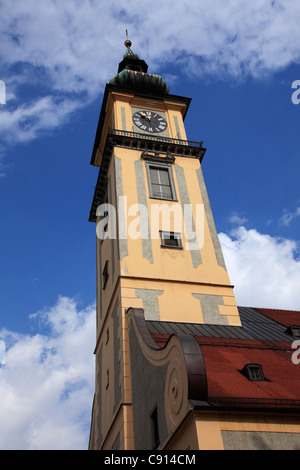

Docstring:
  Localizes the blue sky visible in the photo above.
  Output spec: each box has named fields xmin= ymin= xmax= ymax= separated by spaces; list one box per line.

xmin=0 ymin=0 xmax=300 ymax=450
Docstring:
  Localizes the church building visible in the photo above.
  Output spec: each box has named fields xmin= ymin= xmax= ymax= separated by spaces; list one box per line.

xmin=88 ymin=37 xmax=300 ymax=450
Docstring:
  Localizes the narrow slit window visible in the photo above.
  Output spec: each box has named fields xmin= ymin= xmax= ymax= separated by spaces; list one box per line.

xmin=100 ymin=193 xmax=109 ymax=243
xmin=151 ymin=406 xmax=160 ymax=450
xmin=103 ymin=211 xmax=109 ymax=233
xmin=102 ymin=261 xmax=109 ymax=290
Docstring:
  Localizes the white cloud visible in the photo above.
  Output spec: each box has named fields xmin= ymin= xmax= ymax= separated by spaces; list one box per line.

xmin=0 ymin=95 xmax=81 ymax=143
xmin=1 ymin=0 xmax=300 ymax=147
xmin=279 ymin=207 xmax=300 ymax=226
xmin=0 ymin=296 xmax=95 ymax=450
xmin=228 ymin=212 xmax=248 ymax=226
xmin=219 ymin=225 xmax=300 ymax=310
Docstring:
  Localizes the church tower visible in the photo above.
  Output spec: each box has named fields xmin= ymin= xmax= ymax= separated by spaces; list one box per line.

xmin=88 ymin=37 xmax=241 ymax=450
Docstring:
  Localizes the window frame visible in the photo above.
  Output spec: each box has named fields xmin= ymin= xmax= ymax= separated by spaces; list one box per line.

xmin=245 ymin=363 xmax=265 ymax=381
xmin=99 ymin=191 xmax=109 ymax=244
xmin=160 ymin=230 xmax=183 ymax=249
xmin=145 ymin=162 xmax=177 ymax=201
xmin=287 ymin=325 xmax=300 ymax=338
xmin=102 ymin=260 xmax=109 ymax=290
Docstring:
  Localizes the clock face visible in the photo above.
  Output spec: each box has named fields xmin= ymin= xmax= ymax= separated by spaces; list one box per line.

xmin=132 ymin=110 xmax=167 ymax=133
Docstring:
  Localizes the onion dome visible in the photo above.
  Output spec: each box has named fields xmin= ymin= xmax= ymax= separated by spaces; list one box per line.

xmin=109 ymin=33 xmax=169 ymax=94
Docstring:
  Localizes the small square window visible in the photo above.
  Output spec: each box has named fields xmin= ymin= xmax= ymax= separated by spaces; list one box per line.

xmin=102 ymin=261 xmax=109 ymax=290
xmin=242 ymin=363 xmax=265 ymax=381
xmin=247 ymin=365 xmax=263 ymax=381
xmin=146 ymin=163 xmax=176 ymax=201
xmin=160 ymin=231 xmax=182 ymax=249
xmin=287 ymin=325 xmax=300 ymax=338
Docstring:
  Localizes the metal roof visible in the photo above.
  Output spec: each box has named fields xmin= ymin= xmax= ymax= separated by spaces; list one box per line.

xmin=145 ymin=307 xmax=295 ymax=342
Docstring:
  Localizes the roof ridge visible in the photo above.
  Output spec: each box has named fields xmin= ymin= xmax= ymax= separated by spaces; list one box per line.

xmin=253 ymin=307 xmax=300 ymax=313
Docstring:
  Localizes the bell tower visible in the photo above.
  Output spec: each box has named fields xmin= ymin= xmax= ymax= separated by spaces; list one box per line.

xmin=88 ymin=36 xmax=241 ymax=450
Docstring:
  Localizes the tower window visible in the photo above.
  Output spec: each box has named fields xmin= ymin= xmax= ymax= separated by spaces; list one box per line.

xmin=160 ymin=231 xmax=182 ymax=249
xmin=146 ymin=163 xmax=176 ymax=201
xmin=103 ymin=211 xmax=109 ymax=233
xmin=102 ymin=261 xmax=109 ymax=290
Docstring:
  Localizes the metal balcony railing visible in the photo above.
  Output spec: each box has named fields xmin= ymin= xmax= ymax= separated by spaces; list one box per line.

xmin=108 ymin=128 xmax=205 ymax=150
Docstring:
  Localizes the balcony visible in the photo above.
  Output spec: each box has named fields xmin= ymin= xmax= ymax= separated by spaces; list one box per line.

xmin=108 ymin=128 xmax=206 ymax=161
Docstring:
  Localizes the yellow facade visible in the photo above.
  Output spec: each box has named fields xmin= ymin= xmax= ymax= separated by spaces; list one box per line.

xmin=96 ymin=88 xmax=241 ymax=325
xmin=164 ymin=410 xmax=300 ymax=450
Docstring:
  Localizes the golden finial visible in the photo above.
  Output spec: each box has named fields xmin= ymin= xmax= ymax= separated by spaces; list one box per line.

xmin=124 ymin=29 xmax=132 ymax=48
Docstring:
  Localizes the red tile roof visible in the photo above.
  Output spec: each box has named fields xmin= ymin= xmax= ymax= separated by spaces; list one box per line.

xmin=150 ymin=332 xmax=300 ymax=407
xmin=199 ymin=340 xmax=300 ymax=405
xmin=149 ymin=305 xmax=300 ymax=409
xmin=151 ymin=333 xmax=170 ymax=348
xmin=255 ymin=308 xmax=300 ymax=328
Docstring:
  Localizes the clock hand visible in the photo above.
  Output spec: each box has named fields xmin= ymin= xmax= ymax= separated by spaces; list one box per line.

xmin=140 ymin=112 xmax=151 ymax=122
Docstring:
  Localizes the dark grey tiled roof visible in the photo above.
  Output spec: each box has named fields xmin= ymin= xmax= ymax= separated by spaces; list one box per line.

xmin=145 ymin=307 xmax=294 ymax=342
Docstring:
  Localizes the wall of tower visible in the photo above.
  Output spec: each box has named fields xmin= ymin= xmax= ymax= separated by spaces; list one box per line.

xmin=90 ymin=84 xmax=242 ymax=450
xmin=113 ymin=146 xmax=240 ymax=326
xmin=92 ymin=149 xmax=135 ymax=450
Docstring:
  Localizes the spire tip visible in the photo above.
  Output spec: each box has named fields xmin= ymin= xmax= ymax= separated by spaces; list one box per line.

xmin=124 ymin=29 xmax=132 ymax=48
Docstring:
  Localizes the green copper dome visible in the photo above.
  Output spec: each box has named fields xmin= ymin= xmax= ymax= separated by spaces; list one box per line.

xmin=109 ymin=37 xmax=169 ymax=94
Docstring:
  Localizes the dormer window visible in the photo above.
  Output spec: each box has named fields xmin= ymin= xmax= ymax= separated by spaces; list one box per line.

xmin=286 ymin=325 xmax=300 ymax=338
xmin=241 ymin=363 xmax=265 ymax=381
